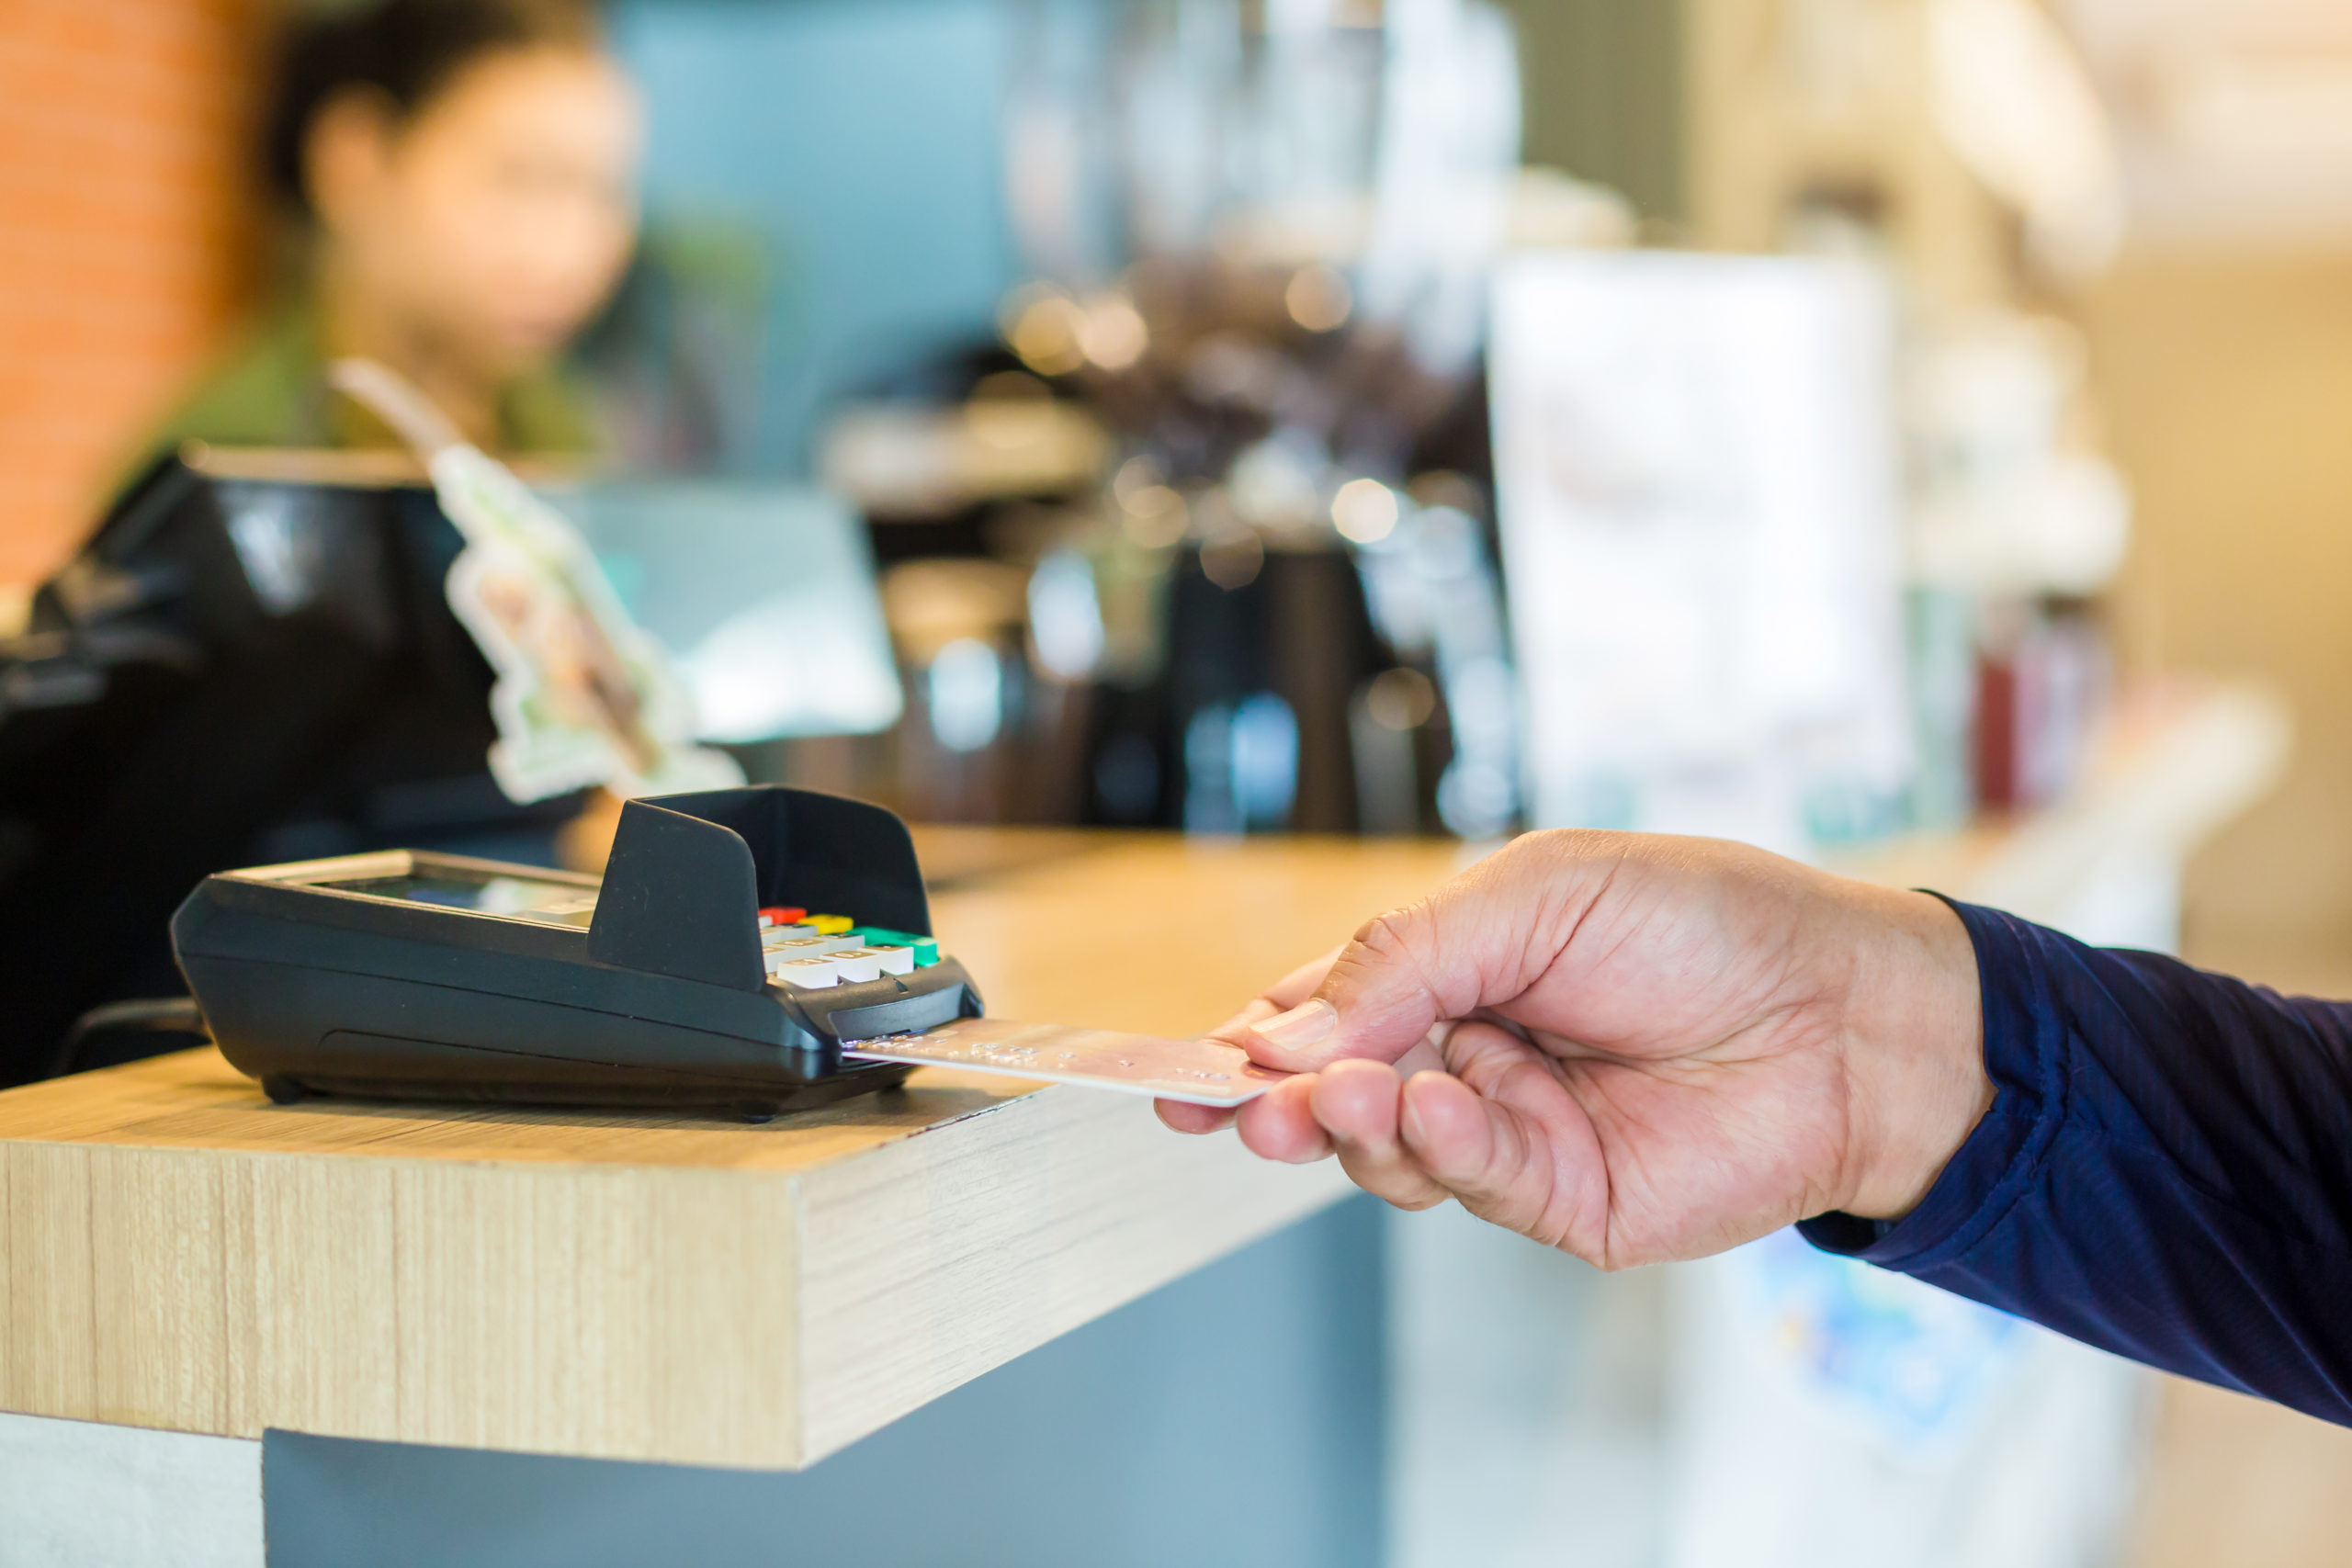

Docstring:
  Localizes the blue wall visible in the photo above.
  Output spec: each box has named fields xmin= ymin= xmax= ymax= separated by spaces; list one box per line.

xmin=263 ymin=1198 xmax=1385 ymax=1567
xmin=611 ymin=0 xmax=1023 ymax=471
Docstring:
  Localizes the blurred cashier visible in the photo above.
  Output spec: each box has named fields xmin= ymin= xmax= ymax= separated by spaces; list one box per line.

xmin=145 ymin=0 xmax=640 ymax=465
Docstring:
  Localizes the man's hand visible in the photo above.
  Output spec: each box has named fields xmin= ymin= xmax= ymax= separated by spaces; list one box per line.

xmin=1158 ymin=830 xmax=1989 ymax=1270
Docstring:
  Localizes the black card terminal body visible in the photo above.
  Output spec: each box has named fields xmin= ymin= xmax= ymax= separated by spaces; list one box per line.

xmin=171 ymin=786 xmax=981 ymax=1120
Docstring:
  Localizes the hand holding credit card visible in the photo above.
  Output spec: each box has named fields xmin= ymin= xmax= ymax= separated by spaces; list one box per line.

xmin=1150 ymin=830 xmax=1996 ymax=1283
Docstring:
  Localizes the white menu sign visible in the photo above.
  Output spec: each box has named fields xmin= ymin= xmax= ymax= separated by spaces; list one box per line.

xmin=1489 ymin=251 xmax=1912 ymax=853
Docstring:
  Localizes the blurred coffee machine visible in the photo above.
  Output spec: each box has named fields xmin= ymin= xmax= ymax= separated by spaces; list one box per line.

xmin=820 ymin=0 xmax=1532 ymax=840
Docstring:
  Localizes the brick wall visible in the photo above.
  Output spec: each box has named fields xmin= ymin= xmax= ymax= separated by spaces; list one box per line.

xmin=0 ymin=0 xmax=271 ymax=586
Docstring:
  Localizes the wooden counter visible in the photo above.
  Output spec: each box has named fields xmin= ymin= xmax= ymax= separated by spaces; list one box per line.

xmin=0 ymin=680 xmax=2289 ymax=1472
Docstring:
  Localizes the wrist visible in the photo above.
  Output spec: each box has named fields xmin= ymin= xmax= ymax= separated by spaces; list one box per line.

xmin=1838 ymin=887 xmax=1991 ymax=1221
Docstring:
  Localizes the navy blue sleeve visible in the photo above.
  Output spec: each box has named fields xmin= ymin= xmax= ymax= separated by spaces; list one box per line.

xmin=1799 ymin=899 xmax=2352 ymax=1426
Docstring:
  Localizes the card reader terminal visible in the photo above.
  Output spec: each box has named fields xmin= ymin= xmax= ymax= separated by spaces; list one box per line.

xmin=171 ymin=786 xmax=981 ymax=1120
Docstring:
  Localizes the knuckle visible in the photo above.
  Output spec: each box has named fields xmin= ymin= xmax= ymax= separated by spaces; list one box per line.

xmin=1510 ymin=826 xmax=1598 ymax=865
xmin=1350 ymin=905 xmax=1423 ymax=957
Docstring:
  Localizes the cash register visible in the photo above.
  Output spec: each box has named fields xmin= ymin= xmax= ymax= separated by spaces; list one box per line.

xmin=174 ymin=785 xmax=979 ymax=1121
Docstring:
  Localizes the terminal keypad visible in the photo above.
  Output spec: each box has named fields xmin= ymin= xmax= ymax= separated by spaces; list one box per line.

xmin=759 ymin=912 xmax=942 ymax=989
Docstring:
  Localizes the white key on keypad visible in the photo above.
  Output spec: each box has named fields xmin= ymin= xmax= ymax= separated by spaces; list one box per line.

xmin=867 ymin=945 xmax=917 ymax=976
xmin=772 ymin=956 xmax=841 ymax=987
xmin=763 ymin=939 xmax=845 ymax=966
xmin=763 ymin=935 xmax=858 ymax=961
xmin=829 ymin=948 xmax=886 ymax=984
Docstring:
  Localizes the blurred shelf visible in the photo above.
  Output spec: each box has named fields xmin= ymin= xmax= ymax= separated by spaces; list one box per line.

xmin=1685 ymin=0 xmax=2016 ymax=313
xmin=1828 ymin=677 xmax=2292 ymax=926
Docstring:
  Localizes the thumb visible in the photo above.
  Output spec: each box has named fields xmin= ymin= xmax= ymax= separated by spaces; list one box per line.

xmin=1244 ymin=902 xmax=1483 ymax=1072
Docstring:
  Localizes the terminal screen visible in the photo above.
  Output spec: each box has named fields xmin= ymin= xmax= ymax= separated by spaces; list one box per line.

xmin=320 ymin=874 xmax=598 ymax=924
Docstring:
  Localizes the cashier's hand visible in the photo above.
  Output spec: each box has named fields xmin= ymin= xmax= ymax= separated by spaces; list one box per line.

xmin=1156 ymin=831 xmax=1990 ymax=1270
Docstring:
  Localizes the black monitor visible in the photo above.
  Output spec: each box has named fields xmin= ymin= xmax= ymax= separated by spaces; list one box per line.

xmin=0 ymin=447 xmax=585 ymax=1086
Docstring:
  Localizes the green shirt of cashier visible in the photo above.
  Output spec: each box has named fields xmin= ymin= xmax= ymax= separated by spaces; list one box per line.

xmin=156 ymin=0 xmax=643 ymax=467
xmin=149 ymin=300 xmax=600 ymax=460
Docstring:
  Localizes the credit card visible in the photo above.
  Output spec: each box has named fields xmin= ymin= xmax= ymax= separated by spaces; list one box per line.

xmin=841 ymin=1017 xmax=1293 ymax=1107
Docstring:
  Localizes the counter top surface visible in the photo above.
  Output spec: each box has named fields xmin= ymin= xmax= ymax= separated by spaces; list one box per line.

xmin=0 ymin=680 xmax=2289 ymax=1469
